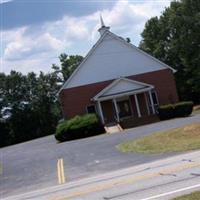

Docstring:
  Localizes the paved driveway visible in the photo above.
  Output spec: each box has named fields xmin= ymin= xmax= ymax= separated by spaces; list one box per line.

xmin=1 ymin=114 xmax=200 ymax=198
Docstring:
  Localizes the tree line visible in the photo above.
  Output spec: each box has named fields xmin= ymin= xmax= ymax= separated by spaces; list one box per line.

xmin=0 ymin=54 xmax=83 ymax=147
xmin=0 ymin=0 xmax=199 ymax=147
xmin=139 ymin=0 xmax=200 ymax=103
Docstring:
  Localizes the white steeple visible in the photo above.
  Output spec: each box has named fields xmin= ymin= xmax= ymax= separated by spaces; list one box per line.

xmin=100 ymin=14 xmax=105 ymax=27
xmin=98 ymin=14 xmax=110 ymax=36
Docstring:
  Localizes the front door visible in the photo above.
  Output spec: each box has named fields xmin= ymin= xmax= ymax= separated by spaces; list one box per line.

xmin=101 ymin=100 xmax=115 ymax=124
xmin=117 ymin=99 xmax=132 ymax=118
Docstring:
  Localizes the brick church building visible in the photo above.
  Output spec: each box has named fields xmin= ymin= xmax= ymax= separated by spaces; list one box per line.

xmin=58 ymin=18 xmax=178 ymax=128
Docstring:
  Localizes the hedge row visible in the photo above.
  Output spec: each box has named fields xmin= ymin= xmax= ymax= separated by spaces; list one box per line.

xmin=157 ymin=101 xmax=193 ymax=120
xmin=55 ymin=114 xmax=104 ymax=142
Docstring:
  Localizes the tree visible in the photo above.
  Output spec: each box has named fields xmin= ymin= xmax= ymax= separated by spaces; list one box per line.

xmin=0 ymin=71 xmax=61 ymax=147
xmin=52 ymin=54 xmax=84 ymax=81
xmin=0 ymin=120 xmax=10 ymax=147
xmin=0 ymin=53 xmax=83 ymax=147
xmin=139 ymin=0 xmax=200 ymax=103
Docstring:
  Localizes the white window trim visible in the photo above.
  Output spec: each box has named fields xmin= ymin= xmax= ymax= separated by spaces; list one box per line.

xmin=147 ymin=90 xmax=159 ymax=114
xmin=151 ymin=90 xmax=159 ymax=106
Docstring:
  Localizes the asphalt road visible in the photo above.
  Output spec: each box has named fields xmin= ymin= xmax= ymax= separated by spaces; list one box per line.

xmin=1 ymin=114 xmax=200 ymax=199
xmin=4 ymin=151 xmax=200 ymax=200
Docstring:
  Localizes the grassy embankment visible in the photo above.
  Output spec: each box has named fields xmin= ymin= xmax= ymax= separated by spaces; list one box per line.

xmin=116 ymin=121 xmax=200 ymax=154
xmin=192 ymin=105 xmax=200 ymax=115
xmin=172 ymin=191 xmax=200 ymax=200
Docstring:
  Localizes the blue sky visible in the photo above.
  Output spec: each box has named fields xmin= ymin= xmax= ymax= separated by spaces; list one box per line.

xmin=1 ymin=0 xmax=171 ymax=74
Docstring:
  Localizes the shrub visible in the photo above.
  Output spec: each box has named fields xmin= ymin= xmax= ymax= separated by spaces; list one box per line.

xmin=55 ymin=114 xmax=104 ymax=142
xmin=0 ymin=120 xmax=11 ymax=148
xmin=157 ymin=104 xmax=174 ymax=120
xmin=158 ymin=101 xmax=193 ymax=120
xmin=174 ymin=101 xmax=193 ymax=117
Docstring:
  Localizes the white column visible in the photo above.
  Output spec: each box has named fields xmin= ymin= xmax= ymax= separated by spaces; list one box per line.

xmin=113 ymin=98 xmax=120 ymax=122
xmin=97 ymin=101 xmax=105 ymax=124
xmin=134 ymin=94 xmax=141 ymax=118
xmin=144 ymin=92 xmax=150 ymax=115
xmin=148 ymin=91 xmax=155 ymax=114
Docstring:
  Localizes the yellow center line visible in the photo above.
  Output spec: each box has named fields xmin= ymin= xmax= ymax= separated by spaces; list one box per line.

xmin=57 ymin=159 xmax=66 ymax=185
xmin=60 ymin=159 xmax=66 ymax=184
xmin=57 ymin=159 xmax=62 ymax=184
xmin=51 ymin=162 xmax=200 ymax=200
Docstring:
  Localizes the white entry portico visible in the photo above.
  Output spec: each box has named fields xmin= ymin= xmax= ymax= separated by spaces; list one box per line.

xmin=92 ymin=78 xmax=158 ymax=124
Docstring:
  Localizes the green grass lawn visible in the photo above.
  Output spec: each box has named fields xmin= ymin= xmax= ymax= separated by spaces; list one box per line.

xmin=172 ymin=191 xmax=200 ymax=200
xmin=193 ymin=109 xmax=200 ymax=115
xmin=116 ymin=121 xmax=200 ymax=154
xmin=192 ymin=105 xmax=200 ymax=115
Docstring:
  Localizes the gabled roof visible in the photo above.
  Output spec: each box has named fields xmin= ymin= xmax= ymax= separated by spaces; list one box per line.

xmin=92 ymin=77 xmax=154 ymax=101
xmin=108 ymin=31 xmax=176 ymax=72
xmin=59 ymin=29 xmax=176 ymax=94
xmin=58 ymin=30 xmax=108 ymax=94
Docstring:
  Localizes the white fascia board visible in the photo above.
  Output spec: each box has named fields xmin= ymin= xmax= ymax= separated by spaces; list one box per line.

xmin=108 ymin=32 xmax=176 ymax=73
xmin=92 ymin=77 xmax=154 ymax=101
xmin=121 ymin=77 xmax=154 ymax=88
xmin=93 ymin=87 xmax=154 ymax=101
xmin=92 ymin=78 xmax=121 ymax=100
xmin=57 ymin=31 xmax=109 ymax=95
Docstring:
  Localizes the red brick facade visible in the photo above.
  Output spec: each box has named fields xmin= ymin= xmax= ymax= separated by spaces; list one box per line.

xmin=59 ymin=69 xmax=179 ymax=121
xmin=120 ymin=115 xmax=160 ymax=129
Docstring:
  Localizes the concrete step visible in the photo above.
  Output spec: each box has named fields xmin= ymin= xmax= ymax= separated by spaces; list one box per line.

xmin=104 ymin=123 xmax=123 ymax=134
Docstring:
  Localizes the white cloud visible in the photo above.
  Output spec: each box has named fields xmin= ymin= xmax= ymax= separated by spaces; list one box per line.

xmin=0 ymin=0 xmax=12 ymax=4
xmin=2 ymin=57 xmax=58 ymax=74
xmin=1 ymin=0 xmax=171 ymax=74
xmin=99 ymin=0 xmax=170 ymax=42
xmin=4 ymin=32 xmax=64 ymax=60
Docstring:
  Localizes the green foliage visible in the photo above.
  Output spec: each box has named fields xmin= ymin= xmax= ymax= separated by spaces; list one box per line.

xmin=0 ymin=71 xmax=61 ymax=147
xmin=0 ymin=120 xmax=11 ymax=147
xmin=174 ymin=101 xmax=194 ymax=117
xmin=157 ymin=104 xmax=174 ymax=120
xmin=0 ymin=53 xmax=84 ymax=147
xmin=139 ymin=0 xmax=200 ymax=103
xmin=158 ymin=101 xmax=193 ymax=120
xmin=55 ymin=114 xmax=104 ymax=142
xmin=52 ymin=54 xmax=84 ymax=81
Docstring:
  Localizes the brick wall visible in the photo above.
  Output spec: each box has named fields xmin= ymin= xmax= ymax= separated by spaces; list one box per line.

xmin=59 ymin=69 xmax=179 ymax=119
xmin=120 ymin=115 xmax=160 ymax=129
xmin=128 ymin=69 xmax=179 ymax=105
